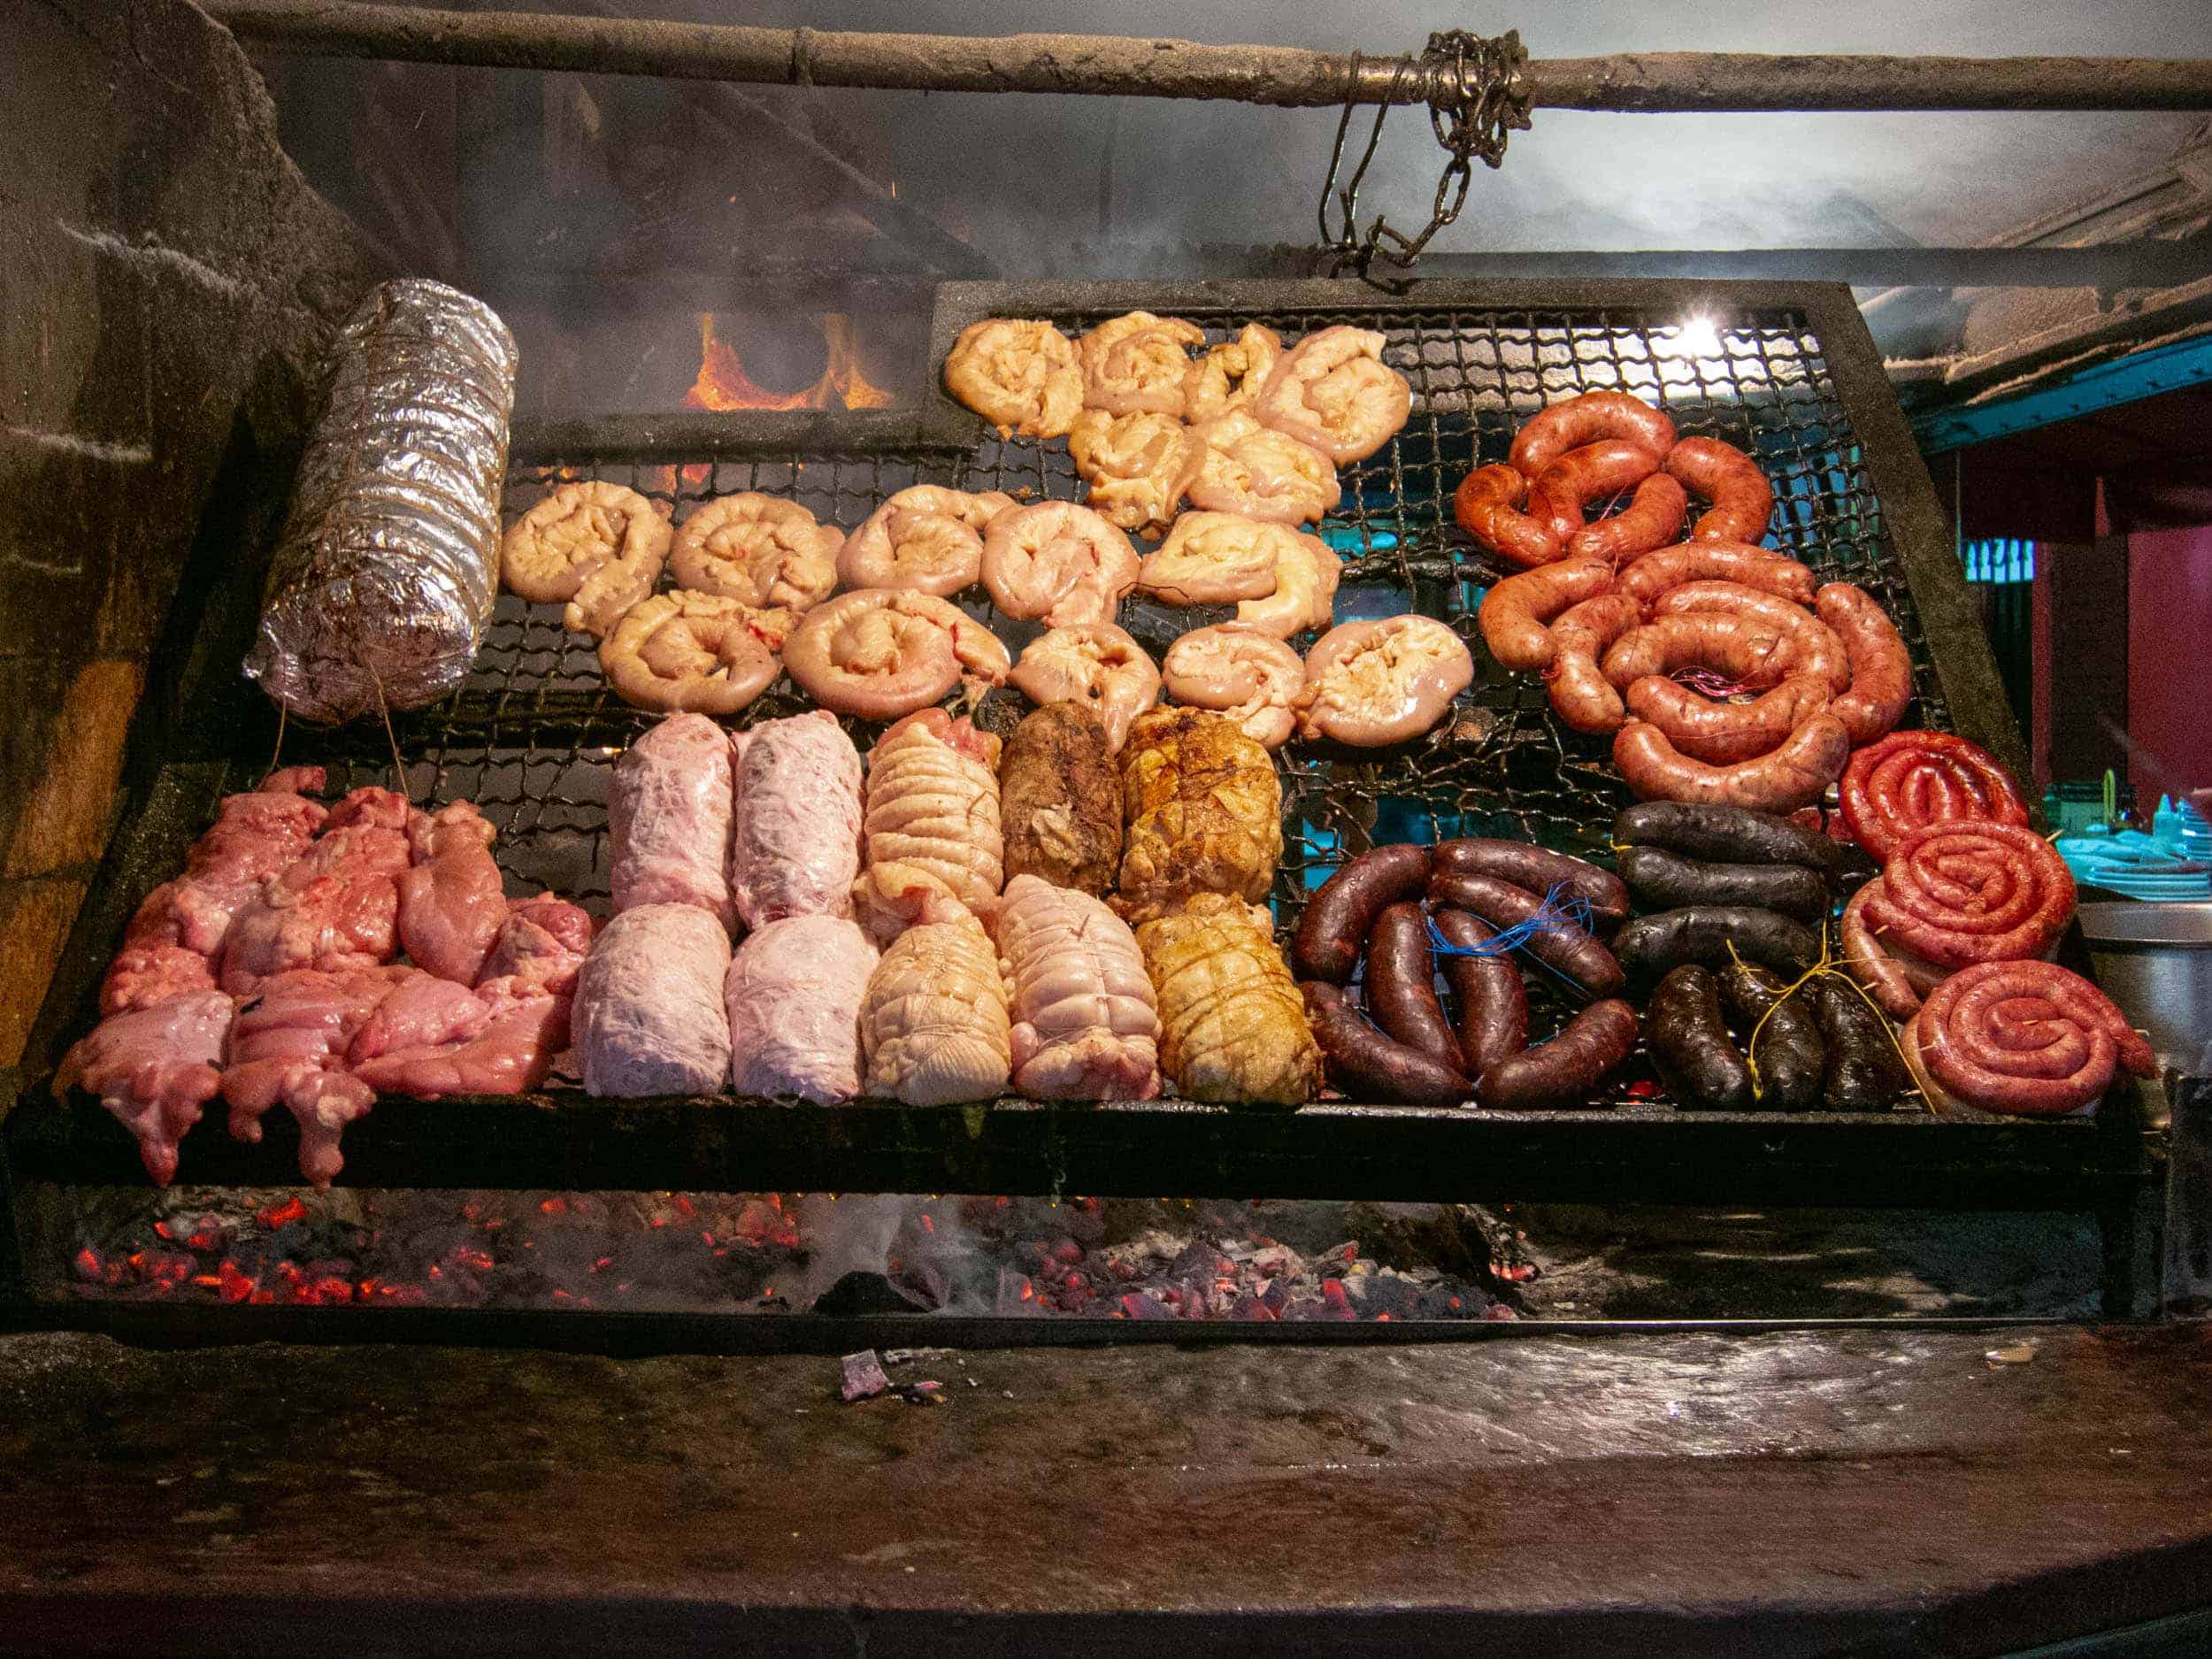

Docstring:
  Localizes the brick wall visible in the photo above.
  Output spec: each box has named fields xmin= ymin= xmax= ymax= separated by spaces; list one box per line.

xmin=0 ymin=0 xmax=383 ymax=1067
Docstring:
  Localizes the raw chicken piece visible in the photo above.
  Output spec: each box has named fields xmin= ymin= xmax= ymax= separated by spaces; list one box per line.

xmin=725 ymin=915 xmax=878 ymax=1102
xmin=54 ymin=991 xmax=234 ymax=1185
xmin=572 ymin=903 xmax=733 ymax=1095
xmin=861 ymin=903 xmax=1010 ymax=1105
xmin=221 ymin=966 xmax=411 ymax=1187
xmin=991 ymin=875 xmax=1160 ymax=1100
xmin=397 ymin=800 xmax=507 ymax=983
xmin=101 ymin=767 xmax=327 ymax=1013
xmin=351 ymin=974 xmax=571 ymax=1101
xmin=479 ymin=893 xmax=595 ymax=995
xmin=853 ymin=709 xmax=1003 ymax=941
xmin=1114 ymin=707 xmax=1284 ymax=926
xmin=219 ymin=787 xmax=417 ymax=995
xmin=1137 ymin=894 xmax=1318 ymax=1105
xmin=609 ymin=712 xmax=736 ymax=929
xmin=998 ymin=703 xmax=1121 ymax=896
xmin=731 ymin=710 xmax=864 ymax=928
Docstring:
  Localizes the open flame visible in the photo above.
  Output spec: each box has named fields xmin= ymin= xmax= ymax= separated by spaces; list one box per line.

xmin=683 ymin=312 xmax=893 ymax=412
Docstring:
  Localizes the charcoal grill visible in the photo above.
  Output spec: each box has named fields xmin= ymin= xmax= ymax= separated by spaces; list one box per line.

xmin=1 ymin=278 xmax=2170 ymax=1323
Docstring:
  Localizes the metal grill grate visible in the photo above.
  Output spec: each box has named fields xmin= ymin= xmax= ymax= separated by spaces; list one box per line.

xmin=281 ymin=297 xmax=1957 ymax=1115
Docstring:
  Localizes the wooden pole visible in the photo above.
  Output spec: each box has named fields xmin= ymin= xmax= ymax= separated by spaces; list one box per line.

xmin=205 ymin=2 xmax=2212 ymax=113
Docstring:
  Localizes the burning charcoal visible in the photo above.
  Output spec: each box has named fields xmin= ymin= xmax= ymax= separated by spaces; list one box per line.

xmin=1229 ymin=1294 xmax=1277 ymax=1321
xmin=891 ymin=1261 xmax=950 ymax=1311
xmin=995 ymin=1269 xmax=1041 ymax=1316
xmin=814 ymin=1271 xmax=931 ymax=1317
xmin=840 ymin=1349 xmax=890 ymax=1402
xmin=1280 ymin=1298 xmax=1329 ymax=1321
xmin=1350 ymin=1273 xmax=1425 ymax=1321
xmin=1171 ymin=1241 xmax=1232 ymax=1281
xmin=1260 ymin=1279 xmax=1290 ymax=1315
xmin=1118 ymin=1291 xmax=1172 ymax=1320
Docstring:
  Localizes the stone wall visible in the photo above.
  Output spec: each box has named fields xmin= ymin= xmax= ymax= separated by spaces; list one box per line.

xmin=0 ymin=0 xmax=383 ymax=1067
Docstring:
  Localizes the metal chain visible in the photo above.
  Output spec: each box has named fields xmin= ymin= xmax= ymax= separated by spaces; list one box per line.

xmin=1316 ymin=29 xmax=1532 ymax=290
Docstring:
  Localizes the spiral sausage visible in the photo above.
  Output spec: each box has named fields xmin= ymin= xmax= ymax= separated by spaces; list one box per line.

xmin=1838 ymin=730 xmax=2030 ymax=862
xmin=1665 ymin=437 xmax=1774 ymax=542
xmin=1908 ymin=960 xmax=2154 ymax=1118
xmin=1509 ymin=392 xmax=1678 ymax=478
xmin=1432 ymin=839 xmax=1632 ymax=933
xmin=1566 ymin=475 xmax=1689 ymax=564
xmin=1839 ymin=878 xmax=1950 ymax=1020
xmin=1613 ymin=713 xmax=1852 ymax=814
xmin=1476 ymin=555 xmax=1615 ymax=672
xmin=1545 ymin=592 xmax=1641 ymax=733
xmin=1859 ymin=821 xmax=2075 ymax=969
xmin=1618 ymin=542 xmax=1816 ymax=610
xmin=1649 ymin=582 xmax=1852 ymax=694
xmin=1816 ymin=583 xmax=1915 ymax=744
xmin=1530 ymin=440 xmax=1662 ymax=544
xmin=1624 ymin=672 xmax=1833 ymax=767
xmin=1455 ymin=465 xmax=1565 ymax=570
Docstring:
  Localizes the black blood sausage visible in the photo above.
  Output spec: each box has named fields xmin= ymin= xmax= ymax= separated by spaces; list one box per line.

xmin=1815 ymin=979 xmax=1911 ymax=1111
xmin=1647 ymin=965 xmax=1755 ymax=1110
xmin=1432 ymin=838 xmax=1632 ymax=935
xmin=1720 ymin=962 xmax=1826 ymax=1111
xmin=1613 ymin=906 xmax=1822 ymax=983
xmin=1617 ymin=844 xmax=1832 ymax=925
xmin=1431 ymin=907 xmax=1529 ymax=1077
xmin=1301 ymin=981 xmax=1470 ymax=1106
xmin=1614 ymin=803 xmax=1842 ymax=872
xmin=1365 ymin=902 xmax=1463 ymax=1074
xmin=1293 ymin=844 xmax=1432 ymax=984
xmin=1425 ymin=869 xmax=1627 ymax=998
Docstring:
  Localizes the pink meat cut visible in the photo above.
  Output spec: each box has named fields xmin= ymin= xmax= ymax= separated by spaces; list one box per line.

xmin=724 ymin=915 xmax=877 ymax=1102
xmin=478 ymin=893 xmax=595 ymax=995
xmin=54 ymin=990 xmax=234 ymax=1185
xmin=221 ymin=965 xmax=412 ymax=1188
xmin=730 ymin=710 xmax=864 ymax=928
xmin=609 ymin=712 xmax=735 ymax=929
xmin=572 ymin=903 xmax=732 ymax=1095
xmin=219 ymin=787 xmax=419 ymax=995
xmin=396 ymin=800 xmax=508 ymax=984
xmin=102 ymin=766 xmax=327 ymax=1014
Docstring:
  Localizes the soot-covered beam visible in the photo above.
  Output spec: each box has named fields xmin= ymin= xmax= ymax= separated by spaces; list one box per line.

xmin=206 ymin=3 xmax=2212 ymax=113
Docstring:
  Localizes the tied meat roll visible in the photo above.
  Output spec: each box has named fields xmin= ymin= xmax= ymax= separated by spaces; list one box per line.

xmin=1114 ymin=707 xmax=1282 ymax=926
xmin=854 ymin=709 xmax=1004 ymax=941
xmin=861 ymin=905 xmax=1012 ymax=1105
xmin=1137 ymin=894 xmax=1319 ymax=1106
xmin=573 ymin=904 xmax=732 ymax=1096
xmin=993 ymin=875 xmax=1161 ymax=1100
xmin=999 ymin=703 xmax=1122 ymax=895
xmin=730 ymin=710 xmax=864 ymax=928
xmin=609 ymin=713 xmax=735 ymax=930
xmin=726 ymin=916 xmax=878 ymax=1102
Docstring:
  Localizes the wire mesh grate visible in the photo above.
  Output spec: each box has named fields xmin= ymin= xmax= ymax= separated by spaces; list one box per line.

xmin=227 ymin=299 xmax=1942 ymax=1114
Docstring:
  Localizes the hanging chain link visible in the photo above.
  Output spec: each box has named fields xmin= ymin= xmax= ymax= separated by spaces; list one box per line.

xmin=1316 ymin=29 xmax=1533 ymax=291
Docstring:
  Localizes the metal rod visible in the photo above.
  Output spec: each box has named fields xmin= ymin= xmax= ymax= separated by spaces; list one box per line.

xmin=205 ymin=2 xmax=2212 ymax=112
xmin=1371 ymin=242 xmax=2212 ymax=289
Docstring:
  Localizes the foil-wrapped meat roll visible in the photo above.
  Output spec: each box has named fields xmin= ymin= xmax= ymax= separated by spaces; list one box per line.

xmin=245 ymin=279 xmax=518 ymax=724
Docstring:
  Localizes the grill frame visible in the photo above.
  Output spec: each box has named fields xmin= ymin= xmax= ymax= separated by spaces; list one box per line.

xmin=0 ymin=277 xmax=2166 ymax=1325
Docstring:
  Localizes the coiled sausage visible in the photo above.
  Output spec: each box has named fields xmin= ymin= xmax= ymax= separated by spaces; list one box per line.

xmin=1613 ymin=713 xmax=1851 ymax=814
xmin=1366 ymin=902 xmax=1463 ymax=1073
xmin=1432 ymin=907 xmax=1529 ymax=1076
xmin=1545 ymin=592 xmax=1641 ymax=733
xmin=1455 ymin=464 xmax=1564 ymax=570
xmin=1618 ymin=541 xmax=1816 ymax=609
xmin=1665 ymin=437 xmax=1774 ymax=542
xmin=1302 ymin=980 xmax=1470 ymax=1106
xmin=1531 ymin=440 xmax=1662 ymax=543
xmin=1425 ymin=869 xmax=1627 ymax=997
xmin=1624 ymin=672 xmax=1834 ymax=767
xmin=1509 ymin=392 xmax=1678 ymax=478
xmin=1292 ymin=844 xmax=1431 ymax=984
xmin=1476 ymin=555 xmax=1615 ymax=672
xmin=1816 ymin=582 xmax=1915 ymax=744
xmin=1477 ymin=1000 xmax=1640 ymax=1109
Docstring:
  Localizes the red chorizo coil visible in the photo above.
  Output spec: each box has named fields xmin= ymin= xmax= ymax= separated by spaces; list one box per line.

xmin=1839 ymin=878 xmax=1949 ymax=1020
xmin=1613 ymin=713 xmax=1852 ymax=815
xmin=1837 ymin=730 xmax=2030 ymax=861
xmin=1618 ymin=541 xmax=1816 ymax=606
xmin=1908 ymin=960 xmax=2154 ymax=1117
xmin=1544 ymin=592 xmax=1641 ymax=733
xmin=1624 ymin=672 xmax=1832 ymax=766
xmin=1861 ymin=821 xmax=2075 ymax=969
xmin=1531 ymin=440 xmax=1663 ymax=543
xmin=1650 ymin=581 xmax=1852 ymax=695
xmin=1476 ymin=555 xmax=1616 ymax=673
xmin=1509 ymin=391 xmax=1677 ymax=479
xmin=1815 ymin=582 xmax=1914 ymax=743
xmin=1664 ymin=436 xmax=1775 ymax=542
xmin=1565 ymin=475 xmax=1688 ymax=564
xmin=1455 ymin=464 xmax=1564 ymax=571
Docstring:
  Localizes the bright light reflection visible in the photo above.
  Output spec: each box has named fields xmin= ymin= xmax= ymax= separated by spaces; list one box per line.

xmin=1656 ymin=315 xmax=1723 ymax=359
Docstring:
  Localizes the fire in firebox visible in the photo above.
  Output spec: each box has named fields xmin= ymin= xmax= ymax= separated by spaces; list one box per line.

xmin=685 ymin=312 xmax=893 ymax=412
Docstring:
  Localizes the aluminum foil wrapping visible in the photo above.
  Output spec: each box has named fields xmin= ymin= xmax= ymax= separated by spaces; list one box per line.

xmin=245 ymin=279 xmax=518 ymax=725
